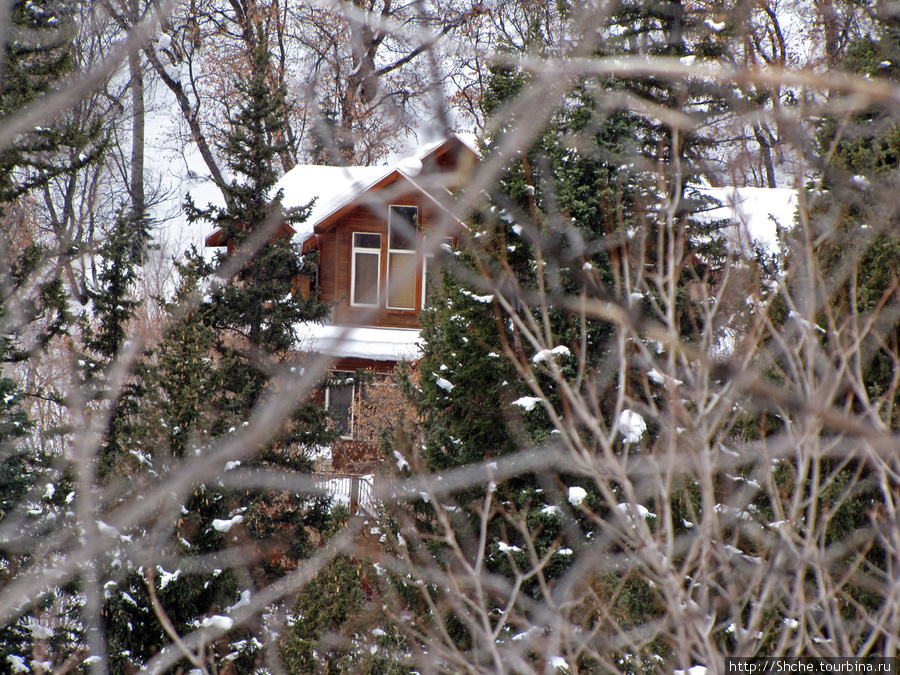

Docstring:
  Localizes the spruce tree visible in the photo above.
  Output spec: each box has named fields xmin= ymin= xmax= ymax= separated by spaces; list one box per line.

xmin=100 ymin=22 xmax=334 ymax=673
xmin=401 ymin=4 xmax=736 ymax=666
xmin=183 ymin=21 xmax=329 ymax=444
xmin=81 ymin=211 xmax=152 ymax=478
xmin=0 ymin=0 xmax=102 ymax=210
xmin=181 ymin=18 xmax=332 ymax=479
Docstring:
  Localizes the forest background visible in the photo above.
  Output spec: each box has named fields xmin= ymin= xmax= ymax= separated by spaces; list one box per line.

xmin=2 ymin=0 xmax=900 ymax=673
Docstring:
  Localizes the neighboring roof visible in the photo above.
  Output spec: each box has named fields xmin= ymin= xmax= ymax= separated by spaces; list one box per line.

xmin=692 ymin=186 xmax=797 ymax=253
xmin=297 ymin=323 xmax=423 ymax=362
xmin=275 ymin=134 xmax=478 ymax=247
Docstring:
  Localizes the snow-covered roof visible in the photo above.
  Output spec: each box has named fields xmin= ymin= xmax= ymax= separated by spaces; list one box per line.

xmin=693 ymin=186 xmax=797 ymax=253
xmin=297 ymin=323 xmax=423 ymax=362
xmin=277 ymin=165 xmax=393 ymax=244
xmin=275 ymin=134 xmax=478 ymax=246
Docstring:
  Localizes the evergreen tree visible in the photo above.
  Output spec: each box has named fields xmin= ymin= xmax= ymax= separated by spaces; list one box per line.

xmin=0 ymin=3 xmax=91 ymax=667
xmin=0 ymin=0 xmax=102 ymax=211
xmin=280 ymin=505 xmax=410 ymax=675
xmin=183 ymin=20 xmax=329 ymax=444
xmin=101 ymin=22 xmax=335 ymax=673
xmin=0 ymin=334 xmax=37 ymax=674
xmin=81 ymin=211 xmax=152 ymax=478
xmin=764 ymin=10 xmax=900 ymax=644
xmin=400 ymin=3 xmax=737 ymax=666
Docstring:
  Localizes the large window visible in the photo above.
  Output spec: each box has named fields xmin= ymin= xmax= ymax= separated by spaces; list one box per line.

xmin=387 ymin=206 xmax=418 ymax=310
xmin=351 ymin=232 xmax=381 ymax=307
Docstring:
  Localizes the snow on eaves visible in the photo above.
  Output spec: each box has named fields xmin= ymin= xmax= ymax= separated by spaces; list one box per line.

xmin=296 ymin=323 xmax=423 ymax=362
xmin=276 ymin=164 xmax=392 ymax=244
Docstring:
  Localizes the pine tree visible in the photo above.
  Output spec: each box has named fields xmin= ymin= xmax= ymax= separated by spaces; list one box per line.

xmin=100 ymin=22 xmax=335 ymax=673
xmin=81 ymin=211 xmax=152 ymax=478
xmin=0 ymin=0 xmax=102 ymax=211
xmin=399 ymin=3 xmax=738 ymax=666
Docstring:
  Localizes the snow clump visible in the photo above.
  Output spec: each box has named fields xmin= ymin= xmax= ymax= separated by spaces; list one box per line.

xmin=97 ymin=521 xmax=119 ymax=538
xmin=512 ymin=396 xmax=541 ymax=412
xmin=550 ymin=655 xmax=569 ymax=670
xmin=434 ymin=375 xmax=454 ymax=392
xmin=7 ymin=655 xmax=27 ymax=673
xmin=675 ymin=667 xmax=708 ymax=675
xmin=212 ymin=515 xmax=243 ymax=532
xmin=202 ymin=615 xmax=234 ymax=631
xmin=533 ymin=345 xmax=571 ymax=364
xmin=616 ymin=502 xmax=655 ymax=519
xmin=616 ymin=409 xmax=646 ymax=443
xmin=567 ymin=486 xmax=587 ymax=506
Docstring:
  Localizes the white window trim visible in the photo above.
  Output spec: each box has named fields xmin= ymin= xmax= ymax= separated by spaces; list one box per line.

xmin=387 ymin=206 xmax=419 ymax=311
xmin=350 ymin=232 xmax=381 ymax=308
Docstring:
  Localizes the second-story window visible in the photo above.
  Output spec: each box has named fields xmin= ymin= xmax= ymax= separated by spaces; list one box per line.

xmin=351 ymin=232 xmax=381 ymax=307
xmin=387 ymin=205 xmax=418 ymax=310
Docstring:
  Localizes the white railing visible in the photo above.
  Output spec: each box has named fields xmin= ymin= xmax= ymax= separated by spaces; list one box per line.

xmin=314 ymin=473 xmax=375 ymax=513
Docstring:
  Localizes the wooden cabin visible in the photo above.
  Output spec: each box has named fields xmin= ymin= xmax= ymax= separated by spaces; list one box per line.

xmin=292 ymin=135 xmax=476 ymax=329
xmin=206 ymin=134 xmax=478 ymax=474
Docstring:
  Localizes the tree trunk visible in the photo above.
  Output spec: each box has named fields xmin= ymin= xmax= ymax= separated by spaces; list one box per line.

xmin=129 ymin=29 xmax=145 ymax=222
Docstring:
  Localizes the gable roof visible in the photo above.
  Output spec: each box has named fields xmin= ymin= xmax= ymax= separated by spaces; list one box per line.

xmin=276 ymin=134 xmax=478 ymax=249
xmin=277 ymin=164 xmax=393 ymax=245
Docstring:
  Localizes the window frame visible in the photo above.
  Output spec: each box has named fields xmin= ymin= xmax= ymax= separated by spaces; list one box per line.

xmin=386 ymin=205 xmax=420 ymax=311
xmin=350 ymin=232 xmax=382 ymax=308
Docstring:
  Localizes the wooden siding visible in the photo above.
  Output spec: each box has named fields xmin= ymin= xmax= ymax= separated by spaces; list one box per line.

xmin=311 ymin=162 xmax=469 ymax=332
xmin=318 ymin=230 xmax=337 ymax=304
xmin=322 ymin=192 xmax=441 ymax=330
xmin=330 ymin=356 xmax=399 ymax=374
